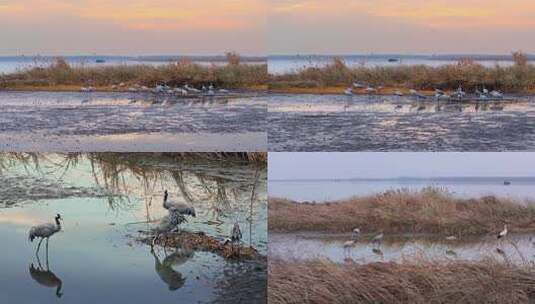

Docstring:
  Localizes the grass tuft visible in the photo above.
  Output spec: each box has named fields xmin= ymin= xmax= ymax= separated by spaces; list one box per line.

xmin=268 ymin=188 xmax=535 ymax=235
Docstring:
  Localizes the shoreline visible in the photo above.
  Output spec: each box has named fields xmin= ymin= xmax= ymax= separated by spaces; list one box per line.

xmin=268 ymin=85 xmax=535 ymax=95
xmin=0 ymin=84 xmax=267 ymax=93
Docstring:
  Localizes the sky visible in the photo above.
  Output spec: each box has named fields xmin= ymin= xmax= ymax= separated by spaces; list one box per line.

xmin=268 ymin=0 xmax=535 ymax=54
xmin=269 ymin=153 xmax=535 ymax=180
xmin=0 ymin=0 xmax=266 ymax=56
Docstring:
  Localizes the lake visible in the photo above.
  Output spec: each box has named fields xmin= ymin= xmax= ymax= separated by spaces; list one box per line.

xmin=269 ymin=177 xmax=535 ymax=202
xmin=269 ymin=232 xmax=535 ymax=265
xmin=0 ymin=91 xmax=267 ymax=151
xmin=0 ymin=153 xmax=267 ymax=303
xmin=268 ymin=55 xmax=535 ymax=75
xmin=268 ymin=94 xmax=535 ymax=151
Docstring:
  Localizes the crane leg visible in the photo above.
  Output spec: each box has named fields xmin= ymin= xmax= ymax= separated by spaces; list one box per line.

xmin=36 ymin=238 xmax=44 ymax=255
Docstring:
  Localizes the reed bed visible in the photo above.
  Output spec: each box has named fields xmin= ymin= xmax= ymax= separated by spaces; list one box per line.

xmin=269 ymin=188 xmax=535 ymax=235
xmin=269 ymin=258 xmax=535 ymax=304
xmin=0 ymin=57 xmax=267 ymax=90
xmin=270 ymin=53 xmax=535 ymax=92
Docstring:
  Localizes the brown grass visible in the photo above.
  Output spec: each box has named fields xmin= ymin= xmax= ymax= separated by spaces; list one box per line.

xmin=0 ymin=57 xmax=267 ymax=90
xmin=270 ymin=53 xmax=535 ymax=93
xmin=269 ymin=258 xmax=535 ymax=304
xmin=269 ymin=188 xmax=535 ymax=235
xmin=140 ymin=230 xmax=264 ymax=261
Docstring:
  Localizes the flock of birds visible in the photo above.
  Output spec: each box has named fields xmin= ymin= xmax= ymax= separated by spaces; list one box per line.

xmin=341 ymin=224 xmax=510 ymax=258
xmin=345 ymin=82 xmax=505 ymax=101
xmin=80 ymin=82 xmax=231 ymax=97
xmin=28 ymin=190 xmax=243 ymax=256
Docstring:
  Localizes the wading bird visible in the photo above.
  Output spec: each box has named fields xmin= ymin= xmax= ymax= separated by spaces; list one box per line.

xmin=372 ymin=232 xmax=384 ymax=247
xmin=394 ymin=90 xmax=403 ymax=96
xmin=162 ymin=190 xmax=196 ymax=218
xmin=490 ymin=90 xmax=503 ymax=98
xmin=29 ymin=214 xmax=62 ymax=255
xmin=497 ymin=224 xmax=508 ymax=239
xmin=344 ymin=87 xmax=353 ymax=96
xmin=352 ymin=228 xmax=361 ymax=240
xmin=343 ymin=240 xmax=356 ymax=255
xmin=224 ymin=222 xmax=243 ymax=254
xmin=151 ymin=209 xmax=188 ymax=249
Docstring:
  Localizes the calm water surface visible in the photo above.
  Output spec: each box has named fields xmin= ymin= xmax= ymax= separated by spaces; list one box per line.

xmin=0 ymin=154 xmax=267 ymax=303
xmin=269 ymin=233 xmax=535 ymax=265
xmin=269 ymin=178 xmax=535 ymax=202
xmin=268 ymin=94 xmax=535 ymax=151
xmin=268 ymin=55 xmax=535 ymax=75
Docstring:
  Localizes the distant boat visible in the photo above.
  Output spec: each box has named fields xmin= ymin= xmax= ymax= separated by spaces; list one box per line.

xmin=388 ymin=58 xmax=399 ymax=62
xmin=504 ymin=181 xmax=511 ymax=185
xmin=95 ymin=59 xmax=106 ymax=63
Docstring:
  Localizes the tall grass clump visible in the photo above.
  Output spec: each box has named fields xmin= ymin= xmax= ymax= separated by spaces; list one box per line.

xmin=269 ymin=258 xmax=535 ymax=304
xmin=270 ymin=52 xmax=535 ymax=92
xmin=0 ymin=55 xmax=267 ymax=89
xmin=269 ymin=188 xmax=535 ymax=235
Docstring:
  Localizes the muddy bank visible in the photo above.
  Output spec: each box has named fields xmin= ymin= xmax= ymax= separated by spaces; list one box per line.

xmin=139 ymin=230 xmax=266 ymax=262
xmin=267 ymin=94 xmax=535 ymax=151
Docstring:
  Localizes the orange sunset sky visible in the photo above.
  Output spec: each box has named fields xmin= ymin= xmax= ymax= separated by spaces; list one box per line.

xmin=0 ymin=0 xmax=266 ymax=55
xmin=269 ymin=0 xmax=535 ymax=54
xmin=1 ymin=0 xmax=534 ymax=55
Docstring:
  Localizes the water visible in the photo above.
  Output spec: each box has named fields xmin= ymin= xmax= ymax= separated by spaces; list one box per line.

xmin=269 ymin=233 xmax=535 ymax=265
xmin=268 ymin=94 xmax=535 ymax=151
xmin=0 ymin=91 xmax=267 ymax=151
xmin=268 ymin=55 xmax=535 ymax=75
xmin=269 ymin=177 xmax=535 ymax=202
xmin=0 ymin=154 xmax=267 ymax=303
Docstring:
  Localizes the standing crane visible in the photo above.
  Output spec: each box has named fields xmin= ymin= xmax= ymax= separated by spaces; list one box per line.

xmin=151 ymin=209 xmax=188 ymax=249
xmin=162 ymin=190 xmax=196 ymax=217
xmin=29 ymin=214 xmax=62 ymax=255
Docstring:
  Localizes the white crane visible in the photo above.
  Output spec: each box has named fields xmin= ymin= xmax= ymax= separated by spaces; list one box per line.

xmin=343 ymin=87 xmax=353 ymax=96
xmin=29 ymin=214 xmax=62 ymax=254
xmin=352 ymin=227 xmax=361 ymax=239
xmin=490 ymin=90 xmax=503 ymax=98
xmin=162 ymin=190 xmax=196 ymax=217
xmin=365 ymin=86 xmax=377 ymax=94
xmin=184 ymin=84 xmax=200 ymax=93
xmin=497 ymin=224 xmax=508 ymax=239
xmin=372 ymin=232 xmax=384 ymax=247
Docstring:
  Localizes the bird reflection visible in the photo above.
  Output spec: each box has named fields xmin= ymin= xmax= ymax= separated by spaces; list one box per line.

xmin=151 ymin=246 xmax=194 ymax=291
xmin=28 ymin=250 xmax=63 ymax=298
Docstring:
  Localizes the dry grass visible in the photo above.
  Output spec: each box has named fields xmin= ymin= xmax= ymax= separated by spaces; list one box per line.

xmin=0 ymin=57 xmax=267 ymax=90
xmin=270 ymin=54 xmax=535 ymax=93
xmin=269 ymin=258 xmax=535 ymax=304
xmin=269 ymin=188 xmax=535 ymax=235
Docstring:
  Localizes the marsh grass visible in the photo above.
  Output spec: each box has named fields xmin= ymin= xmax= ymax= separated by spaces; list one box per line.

xmin=269 ymin=258 xmax=535 ymax=304
xmin=268 ymin=188 xmax=535 ymax=235
xmin=270 ymin=53 xmax=535 ymax=92
xmin=0 ymin=57 xmax=267 ymax=89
